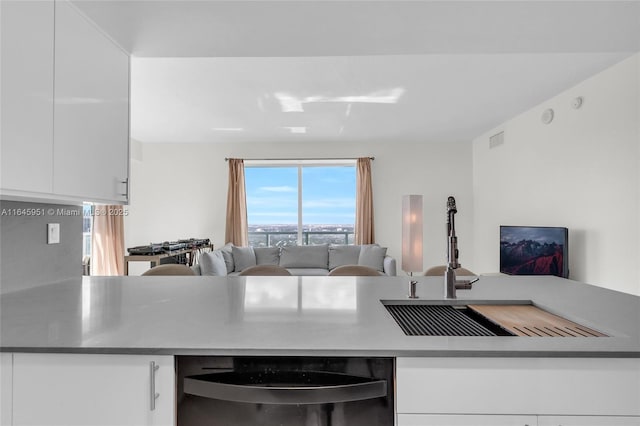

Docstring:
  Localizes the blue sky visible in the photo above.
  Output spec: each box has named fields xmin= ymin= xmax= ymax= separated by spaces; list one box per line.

xmin=245 ymin=166 xmax=356 ymax=225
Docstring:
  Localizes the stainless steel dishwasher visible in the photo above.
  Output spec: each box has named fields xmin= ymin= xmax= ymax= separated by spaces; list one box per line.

xmin=177 ymin=356 xmax=394 ymax=426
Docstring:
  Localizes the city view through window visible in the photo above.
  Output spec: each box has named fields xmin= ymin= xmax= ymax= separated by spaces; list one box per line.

xmin=245 ymin=164 xmax=356 ymax=247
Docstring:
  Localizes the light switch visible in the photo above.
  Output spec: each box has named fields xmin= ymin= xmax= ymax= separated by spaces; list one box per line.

xmin=47 ymin=223 xmax=60 ymax=244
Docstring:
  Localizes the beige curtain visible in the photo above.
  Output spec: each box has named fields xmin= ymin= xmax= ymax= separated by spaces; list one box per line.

xmin=225 ymin=158 xmax=249 ymax=246
xmin=355 ymin=157 xmax=375 ymax=245
xmin=91 ymin=205 xmax=125 ymax=275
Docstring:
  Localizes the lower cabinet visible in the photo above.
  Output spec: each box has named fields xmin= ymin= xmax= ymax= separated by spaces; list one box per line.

xmin=11 ymin=353 xmax=174 ymax=426
xmin=537 ymin=416 xmax=640 ymax=426
xmin=397 ymin=414 xmax=537 ymax=426
xmin=398 ymin=415 xmax=640 ymax=426
xmin=396 ymin=357 xmax=640 ymax=426
xmin=0 ymin=353 xmax=12 ymax=426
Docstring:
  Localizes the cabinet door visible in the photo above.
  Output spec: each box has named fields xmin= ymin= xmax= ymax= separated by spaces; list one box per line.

xmin=53 ymin=0 xmax=129 ymax=203
xmin=0 ymin=353 xmax=12 ymax=426
xmin=0 ymin=0 xmax=54 ymax=195
xmin=13 ymin=353 xmax=174 ymax=426
xmin=398 ymin=414 xmax=537 ymax=426
xmin=397 ymin=357 xmax=640 ymax=416
xmin=538 ymin=416 xmax=640 ymax=426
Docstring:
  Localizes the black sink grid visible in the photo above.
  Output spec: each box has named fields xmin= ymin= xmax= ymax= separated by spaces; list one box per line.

xmin=384 ymin=304 xmax=514 ymax=337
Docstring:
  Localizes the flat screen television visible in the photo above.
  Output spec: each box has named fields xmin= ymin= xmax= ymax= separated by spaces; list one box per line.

xmin=500 ymin=226 xmax=569 ymax=278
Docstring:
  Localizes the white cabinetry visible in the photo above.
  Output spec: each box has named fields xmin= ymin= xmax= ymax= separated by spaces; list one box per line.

xmin=0 ymin=353 xmax=12 ymax=426
xmin=398 ymin=414 xmax=537 ymax=426
xmin=53 ymin=0 xmax=129 ymax=203
xmin=0 ymin=0 xmax=129 ymax=204
xmin=396 ymin=357 xmax=640 ymax=425
xmin=538 ymin=417 xmax=640 ymax=426
xmin=12 ymin=353 xmax=174 ymax=426
xmin=0 ymin=0 xmax=55 ymax=195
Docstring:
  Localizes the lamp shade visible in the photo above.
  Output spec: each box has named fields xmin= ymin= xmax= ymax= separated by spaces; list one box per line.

xmin=402 ymin=195 xmax=423 ymax=273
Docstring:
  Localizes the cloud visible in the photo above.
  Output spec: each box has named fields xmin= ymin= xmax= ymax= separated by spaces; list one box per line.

xmin=247 ymin=196 xmax=297 ymax=208
xmin=302 ymin=212 xmax=356 ymax=219
xmin=260 ymin=186 xmax=296 ymax=193
xmin=250 ymin=212 xmax=298 ymax=218
xmin=303 ymin=198 xmax=355 ymax=209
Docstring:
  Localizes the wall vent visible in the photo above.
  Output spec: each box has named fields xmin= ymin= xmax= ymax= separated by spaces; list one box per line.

xmin=489 ymin=131 xmax=504 ymax=149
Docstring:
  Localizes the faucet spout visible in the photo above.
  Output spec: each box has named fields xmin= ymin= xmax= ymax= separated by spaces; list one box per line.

xmin=444 ymin=267 xmax=479 ymax=299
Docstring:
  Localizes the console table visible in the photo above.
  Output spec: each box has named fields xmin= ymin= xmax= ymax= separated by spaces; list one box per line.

xmin=124 ymin=245 xmax=213 ymax=275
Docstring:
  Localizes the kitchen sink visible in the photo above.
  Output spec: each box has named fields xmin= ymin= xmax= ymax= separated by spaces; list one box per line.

xmin=382 ymin=300 xmax=519 ymax=336
xmin=381 ymin=300 xmax=607 ymax=337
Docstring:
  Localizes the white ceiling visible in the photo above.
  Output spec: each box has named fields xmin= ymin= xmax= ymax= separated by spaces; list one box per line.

xmin=72 ymin=1 xmax=640 ymax=144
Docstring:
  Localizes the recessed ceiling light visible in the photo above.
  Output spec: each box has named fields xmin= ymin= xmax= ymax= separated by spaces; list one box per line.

xmin=283 ymin=126 xmax=306 ymax=134
xmin=212 ymin=127 xmax=244 ymax=132
xmin=274 ymin=88 xmax=405 ymax=113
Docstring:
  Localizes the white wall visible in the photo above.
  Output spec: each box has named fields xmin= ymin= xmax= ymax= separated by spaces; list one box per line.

xmin=472 ymin=54 xmax=640 ymax=295
xmin=0 ymin=201 xmax=82 ymax=294
xmin=124 ymin=140 xmax=473 ymax=276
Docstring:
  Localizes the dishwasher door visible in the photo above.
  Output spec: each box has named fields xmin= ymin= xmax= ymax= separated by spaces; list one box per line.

xmin=177 ymin=356 xmax=394 ymax=426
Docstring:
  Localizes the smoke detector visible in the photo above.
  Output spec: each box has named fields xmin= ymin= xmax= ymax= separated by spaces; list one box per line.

xmin=541 ymin=108 xmax=554 ymax=124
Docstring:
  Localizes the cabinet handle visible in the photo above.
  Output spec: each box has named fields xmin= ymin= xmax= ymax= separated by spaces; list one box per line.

xmin=184 ymin=371 xmax=387 ymax=404
xmin=150 ymin=361 xmax=160 ymax=411
xmin=120 ymin=178 xmax=129 ymax=198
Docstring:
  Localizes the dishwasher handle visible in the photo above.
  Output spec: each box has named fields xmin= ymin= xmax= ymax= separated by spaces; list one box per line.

xmin=184 ymin=370 xmax=387 ymax=405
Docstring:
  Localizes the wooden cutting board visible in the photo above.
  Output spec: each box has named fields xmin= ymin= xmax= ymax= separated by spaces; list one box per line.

xmin=468 ymin=304 xmax=607 ymax=337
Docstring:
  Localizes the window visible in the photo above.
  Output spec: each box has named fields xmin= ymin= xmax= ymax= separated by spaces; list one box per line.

xmin=82 ymin=203 xmax=93 ymax=274
xmin=245 ymin=160 xmax=356 ymax=247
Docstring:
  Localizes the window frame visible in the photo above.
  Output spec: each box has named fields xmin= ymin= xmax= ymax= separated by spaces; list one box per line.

xmin=244 ymin=159 xmax=356 ymax=246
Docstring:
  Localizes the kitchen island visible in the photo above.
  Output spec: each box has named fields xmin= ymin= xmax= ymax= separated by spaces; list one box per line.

xmin=1 ymin=274 xmax=639 ymax=356
xmin=1 ymin=275 xmax=639 ymax=426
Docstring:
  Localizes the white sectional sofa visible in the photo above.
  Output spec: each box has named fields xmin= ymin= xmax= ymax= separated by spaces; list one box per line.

xmin=193 ymin=243 xmax=396 ymax=276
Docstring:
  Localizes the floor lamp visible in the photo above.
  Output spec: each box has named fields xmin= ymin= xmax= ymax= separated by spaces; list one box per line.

xmin=402 ymin=195 xmax=423 ymax=298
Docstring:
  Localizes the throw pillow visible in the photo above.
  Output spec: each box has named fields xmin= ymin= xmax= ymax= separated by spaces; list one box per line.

xmin=199 ymin=250 xmax=228 ymax=276
xmin=358 ymin=244 xmax=387 ymax=272
xmin=254 ymin=247 xmax=280 ymax=265
xmin=232 ymin=246 xmax=257 ymax=272
xmin=220 ymin=243 xmax=235 ymax=273
xmin=279 ymin=244 xmax=329 ymax=269
xmin=328 ymin=245 xmax=361 ymax=270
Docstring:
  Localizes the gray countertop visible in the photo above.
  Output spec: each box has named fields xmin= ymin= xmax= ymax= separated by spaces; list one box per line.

xmin=1 ymin=275 xmax=639 ymax=357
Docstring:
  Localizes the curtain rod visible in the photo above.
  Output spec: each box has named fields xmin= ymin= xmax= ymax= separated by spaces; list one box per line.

xmin=225 ymin=157 xmax=374 ymax=161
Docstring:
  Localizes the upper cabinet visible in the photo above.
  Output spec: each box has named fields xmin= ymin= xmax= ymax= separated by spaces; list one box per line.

xmin=53 ymin=0 xmax=130 ymax=203
xmin=0 ymin=0 xmax=55 ymax=195
xmin=0 ymin=0 xmax=130 ymax=204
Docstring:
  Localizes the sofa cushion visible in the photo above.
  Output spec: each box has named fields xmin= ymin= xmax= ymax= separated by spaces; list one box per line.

xmin=199 ymin=250 xmax=228 ymax=276
xmin=220 ymin=243 xmax=235 ymax=273
xmin=328 ymin=245 xmax=361 ymax=270
xmin=286 ymin=268 xmax=330 ymax=276
xmin=254 ymin=247 xmax=280 ymax=265
xmin=232 ymin=246 xmax=256 ymax=271
xmin=279 ymin=244 xmax=329 ymax=269
xmin=358 ymin=244 xmax=387 ymax=272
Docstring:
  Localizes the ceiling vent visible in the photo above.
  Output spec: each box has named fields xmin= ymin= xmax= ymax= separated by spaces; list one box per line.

xmin=489 ymin=131 xmax=504 ymax=149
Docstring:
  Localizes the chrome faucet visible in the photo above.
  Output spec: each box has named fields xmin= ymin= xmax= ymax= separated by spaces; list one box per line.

xmin=444 ymin=196 xmax=479 ymax=299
